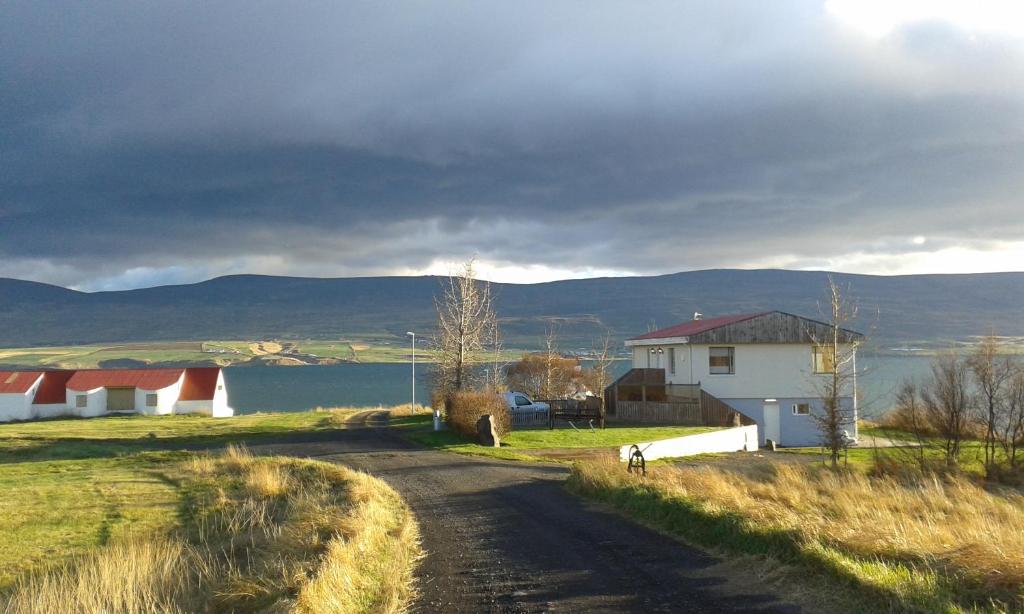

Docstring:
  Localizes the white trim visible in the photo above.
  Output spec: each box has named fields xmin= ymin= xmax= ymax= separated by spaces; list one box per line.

xmin=625 ymin=336 xmax=689 ymax=347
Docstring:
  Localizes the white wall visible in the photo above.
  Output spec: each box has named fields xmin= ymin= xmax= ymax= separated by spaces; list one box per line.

xmin=619 ymin=425 xmax=759 ymax=461
xmin=632 ymin=343 xmax=856 ymax=400
xmin=33 ymin=403 xmax=73 ymax=419
xmin=67 ymin=387 xmax=107 ymax=417
xmin=0 ymin=375 xmax=41 ymax=421
xmin=135 ymin=375 xmax=183 ymax=416
xmin=174 ymin=371 xmax=232 ymax=417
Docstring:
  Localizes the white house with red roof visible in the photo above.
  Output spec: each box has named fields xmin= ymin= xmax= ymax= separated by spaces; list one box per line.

xmin=0 ymin=367 xmax=232 ymax=422
xmin=624 ymin=311 xmax=862 ymax=447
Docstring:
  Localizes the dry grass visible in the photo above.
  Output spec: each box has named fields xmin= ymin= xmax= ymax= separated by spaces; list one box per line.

xmin=3 ymin=446 xmax=420 ymax=614
xmin=445 ymin=391 xmax=510 ymax=439
xmin=570 ymin=459 xmax=1024 ymax=612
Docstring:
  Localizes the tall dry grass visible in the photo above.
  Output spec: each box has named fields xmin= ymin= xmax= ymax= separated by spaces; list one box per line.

xmin=570 ymin=459 xmax=1024 ymax=612
xmin=3 ymin=445 xmax=420 ymax=614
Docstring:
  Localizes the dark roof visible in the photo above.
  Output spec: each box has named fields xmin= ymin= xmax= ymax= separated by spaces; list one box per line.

xmin=629 ymin=310 xmax=863 ymax=344
xmin=630 ymin=312 xmax=771 ymax=341
xmin=33 ymin=370 xmax=75 ymax=404
xmin=179 ymin=368 xmax=220 ymax=401
xmin=0 ymin=371 xmax=44 ymax=394
xmin=66 ymin=368 xmax=185 ymax=392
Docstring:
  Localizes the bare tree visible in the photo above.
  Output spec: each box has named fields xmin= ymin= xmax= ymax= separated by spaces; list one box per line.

xmin=968 ymin=335 xmax=1014 ymax=475
xmin=1003 ymin=366 xmax=1024 ymax=467
xmin=810 ymin=277 xmax=863 ymax=468
xmin=921 ymin=353 xmax=973 ymax=467
xmin=486 ymin=320 xmax=505 ymax=391
xmin=889 ymin=381 xmax=930 ymax=469
xmin=585 ymin=331 xmax=615 ymax=402
xmin=542 ymin=323 xmax=559 ymax=398
xmin=433 ymin=258 xmax=498 ymax=395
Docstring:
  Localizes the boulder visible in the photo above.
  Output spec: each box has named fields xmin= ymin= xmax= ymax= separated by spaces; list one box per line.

xmin=476 ymin=414 xmax=500 ymax=447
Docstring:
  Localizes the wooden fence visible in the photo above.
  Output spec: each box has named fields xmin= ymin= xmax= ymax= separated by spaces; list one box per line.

xmin=615 ymin=400 xmax=702 ymax=425
xmin=510 ymin=409 xmax=550 ymax=428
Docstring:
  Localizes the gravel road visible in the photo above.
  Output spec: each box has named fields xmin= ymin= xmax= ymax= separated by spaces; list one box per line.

xmin=256 ymin=412 xmax=799 ymax=613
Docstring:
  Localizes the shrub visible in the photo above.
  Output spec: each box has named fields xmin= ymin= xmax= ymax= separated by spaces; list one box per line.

xmin=445 ymin=391 xmax=510 ymax=439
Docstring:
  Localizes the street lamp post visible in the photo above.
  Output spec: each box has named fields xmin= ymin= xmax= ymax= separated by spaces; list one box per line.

xmin=406 ymin=332 xmax=416 ymax=412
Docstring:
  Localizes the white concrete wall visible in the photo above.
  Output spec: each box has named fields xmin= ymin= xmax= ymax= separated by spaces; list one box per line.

xmin=33 ymin=403 xmax=73 ymax=419
xmin=631 ymin=343 xmax=856 ymax=399
xmin=135 ymin=375 xmax=183 ymax=416
xmin=67 ymin=387 xmax=107 ymax=417
xmin=0 ymin=378 xmax=39 ymax=421
xmin=174 ymin=371 xmax=232 ymax=417
xmin=619 ymin=425 xmax=759 ymax=461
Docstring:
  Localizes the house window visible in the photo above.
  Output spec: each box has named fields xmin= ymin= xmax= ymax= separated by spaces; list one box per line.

xmin=76 ymin=394 xmax=87 ymax=408
xmin=709 ymin=347 xmax=735 ymax=374
xmin=669 ymin=347 xmax=676 ymax=374
xmin=146 ymin=394 xmax=158 ymax=407
xmin=813 ymin=346 xmax=836 ymax=374
xmin=793 ymin=403 xmax=810 ymax=416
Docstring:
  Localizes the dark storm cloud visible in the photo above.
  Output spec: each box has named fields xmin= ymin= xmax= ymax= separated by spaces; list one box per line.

xmin=1 ymin=1 xmax=1023 ymax=288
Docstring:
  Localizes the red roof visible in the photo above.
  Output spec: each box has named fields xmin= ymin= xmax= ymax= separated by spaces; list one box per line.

xmin=630 ymin=312 xmax=772 ymax=341
xmin=0 ymin=371 xmax=44 ymax=394
xmin=66 ymin=368 xmax=184 ymax=392
xmin=179 ymin=368 xmax=221 ymax=401
xmin=33 ymin=370 xmax=76 ymax=404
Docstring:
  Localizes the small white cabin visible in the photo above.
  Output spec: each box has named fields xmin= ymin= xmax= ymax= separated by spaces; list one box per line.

xmin=0 ymin=367 xmax=232 ymax=422
xmin=625 ymin=311 xmax=861 ymax=447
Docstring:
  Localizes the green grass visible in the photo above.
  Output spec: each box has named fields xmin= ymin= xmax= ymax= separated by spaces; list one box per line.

xmin=0 ymin=410 xmax=362 ymax=463
xmin=0 ymin=408 xmax=421 ymax=604
xmin=402 ymin=422 xmax=720 ymax=462
xmin=0 ymin=452 xmax=184 ymax=588
xmin=503 ymin=425 xmax=717 ymax=449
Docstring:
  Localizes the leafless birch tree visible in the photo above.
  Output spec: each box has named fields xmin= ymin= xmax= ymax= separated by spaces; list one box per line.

xmin=922 ymin=353 xmax=973 ymax=467
xmin=968 ymin=335 xmax=1014 ymax=475
xmin=433 ymin=258 xmax=498 ymax=395
xmin=810 ymin=277 xmax=863 ymax=468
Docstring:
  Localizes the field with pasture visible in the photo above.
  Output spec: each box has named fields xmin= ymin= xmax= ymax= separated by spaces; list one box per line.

xmin=0 ymin=337 xmax=529 ymax=369
xmin=0 ymin=409 xmax=421 ymax=612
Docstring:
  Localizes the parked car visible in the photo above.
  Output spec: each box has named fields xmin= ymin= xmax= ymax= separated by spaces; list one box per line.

xmin=500 ymin=391 xmax=549 ymax=413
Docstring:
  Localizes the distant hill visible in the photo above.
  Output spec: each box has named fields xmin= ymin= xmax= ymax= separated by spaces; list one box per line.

xmin=0 ymin=269 xmax=1022 ymax=348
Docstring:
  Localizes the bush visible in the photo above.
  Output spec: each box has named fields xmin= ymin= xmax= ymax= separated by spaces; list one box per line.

xmin=445 ymin=391 xmax=510 ymax=439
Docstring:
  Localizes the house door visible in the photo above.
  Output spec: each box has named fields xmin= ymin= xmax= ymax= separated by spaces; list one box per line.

xmin=763 ymin=402 xmax=781 ymax=444
xmin=107 ymin=388 xmax=136 ymax=411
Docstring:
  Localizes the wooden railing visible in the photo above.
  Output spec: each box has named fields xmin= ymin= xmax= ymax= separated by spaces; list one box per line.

xmin=604 ymin=368 xmax=756 ymax=427
xmin=510 ymin=409 xmax=550 ymax=428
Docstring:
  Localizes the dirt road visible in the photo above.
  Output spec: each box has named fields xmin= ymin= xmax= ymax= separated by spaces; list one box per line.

xmin=256 ymin=413 xmax=798 ymax=613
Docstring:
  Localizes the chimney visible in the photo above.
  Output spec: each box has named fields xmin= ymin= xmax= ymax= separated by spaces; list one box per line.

xmin=693 ymin=311 xmax=703 ymax=321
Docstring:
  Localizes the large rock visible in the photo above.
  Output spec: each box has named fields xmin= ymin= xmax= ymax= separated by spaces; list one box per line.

xmin=476 ymin=414 xmax=500 ymax=447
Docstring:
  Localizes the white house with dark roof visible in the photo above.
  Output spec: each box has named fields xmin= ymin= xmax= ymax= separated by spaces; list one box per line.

xmin=0 ymin=367 xmax=232 ymax=422
xmin=623 ymin=311 xmax=862 ymax=447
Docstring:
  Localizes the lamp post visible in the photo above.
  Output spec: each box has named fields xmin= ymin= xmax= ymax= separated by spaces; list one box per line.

xmin=406 ymin=332 xmax=416 ymax=412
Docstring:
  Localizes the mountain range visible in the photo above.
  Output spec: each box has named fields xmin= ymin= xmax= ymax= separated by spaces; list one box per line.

xmin=1 ymin=269 xmax=1021 ymax=348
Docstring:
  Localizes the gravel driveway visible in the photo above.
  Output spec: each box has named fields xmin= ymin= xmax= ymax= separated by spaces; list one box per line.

xmin=253 ymin=412 xmax=799 ymax=613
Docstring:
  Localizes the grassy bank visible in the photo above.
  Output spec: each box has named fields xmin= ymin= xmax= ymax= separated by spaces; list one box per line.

xmin=2 ymin=445 xmax=420 ymax=613
xmin=0 ymin=408 xmax=372 ymax=462
xmin=403 ymin=423 xmax=717 ymax=462
xmin=568 ymin=459 xmax=1024 ymax=612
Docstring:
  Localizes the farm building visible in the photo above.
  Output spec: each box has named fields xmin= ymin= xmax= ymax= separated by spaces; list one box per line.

xmin=0 ymin=367 xmax=232 ymax=422
xmin=614 ymin=311 xmax=862 ymax=447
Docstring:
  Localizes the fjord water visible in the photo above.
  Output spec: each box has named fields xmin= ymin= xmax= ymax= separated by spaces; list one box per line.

xmin=223 ymin=354 xmax=935 ymax=416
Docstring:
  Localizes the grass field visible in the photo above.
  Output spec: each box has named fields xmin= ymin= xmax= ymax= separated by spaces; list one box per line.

xmin=0 ymin=410 xmax=364 ymax=462
xmin=0 ymin=410 xmax=421 ymax=612
xmin=0 ymin=337 xmax=528 ymax=368
xmin=569 ymin=458 xmax=1024 ymax=613
xmin=402 ymin=420 xmax=718 ymax=462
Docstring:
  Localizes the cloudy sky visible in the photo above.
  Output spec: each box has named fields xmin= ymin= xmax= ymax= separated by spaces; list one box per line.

xmin=2 ymin=1 xmax=1023 ymax=291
